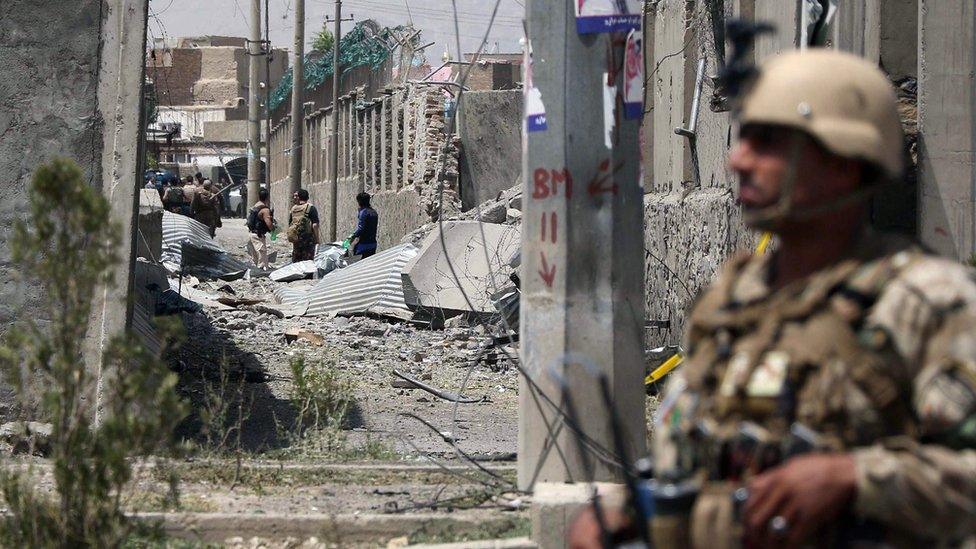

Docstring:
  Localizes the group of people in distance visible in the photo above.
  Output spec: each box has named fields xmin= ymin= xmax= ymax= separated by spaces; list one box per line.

xmin=245 ymin=189 xmax=378 ymax=272
xmin=150 ymin=171 xmax=223 ymax=237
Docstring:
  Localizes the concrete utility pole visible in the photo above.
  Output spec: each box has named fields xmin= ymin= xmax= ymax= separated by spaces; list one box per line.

xmin=264 ymin=0 xmax=272 ymax=192
xmin=289 ymin=0 xmax=305 ymax=195
xmin=247 ymin=0 xmax=263 ymax=205
xmin=518 ymin=0 xmax=646 ymax=490
xmin=329 ymin=0 xmax=342 ymax=241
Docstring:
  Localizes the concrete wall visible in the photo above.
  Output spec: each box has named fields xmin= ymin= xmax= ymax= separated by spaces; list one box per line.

xmin=881 ymin=0 xmax=918 ymax=79
xmin=918 ymin=0 xmax=976 ymax=260
xmin=269 ymin=84 xmax=459 ymax=249
xmin=458 ymin=90 xmax=523 ymax=210
xmin=0 ymin=0 xmax=148 ymax=417
xmin=642 ymin=0 xmax=897 ymax=347
xmin=0 ymin=2 xmax=103 ymax=345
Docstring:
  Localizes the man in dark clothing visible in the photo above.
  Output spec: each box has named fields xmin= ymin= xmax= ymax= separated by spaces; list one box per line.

xmin=348 ymin=192 xmax=379 ymax=259
xmin=288 ymin=188 xmax=320 ymax=262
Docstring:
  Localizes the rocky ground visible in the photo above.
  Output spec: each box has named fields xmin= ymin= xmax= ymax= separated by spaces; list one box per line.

xmin=176 ymin=216 xmax=520 ymax=461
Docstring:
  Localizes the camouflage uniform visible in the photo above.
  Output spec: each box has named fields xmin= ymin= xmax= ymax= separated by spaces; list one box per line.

xmin=653 ymin=231 xmax=976 ymax=545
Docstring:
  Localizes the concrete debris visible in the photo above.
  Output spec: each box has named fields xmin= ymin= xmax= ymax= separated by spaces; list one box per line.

xmin=474 ymin=201 xmax=508 ymax=224
xmin=168 ymin=278 xmax=235 ymax=310
xmin=0 ymin=421 xmax=53 ymax=456
xmin=401 ymin=221 xmax=521 ymax=314
xmin=457 ymin=183 xmax=523 ymax=225
xmin=216 ymin=296 xmax=264 ymax=308
xmin=284 ymin=327 xmax=325 ymax=346
xmin=276 ymin=244 xmax=419 ymax=318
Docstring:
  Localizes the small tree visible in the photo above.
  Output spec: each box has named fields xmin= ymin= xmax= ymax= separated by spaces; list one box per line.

xmin=312 ymin=27 xmax=335 ymax=54
xmin=0 ymin=158 xmax=185 ymax=547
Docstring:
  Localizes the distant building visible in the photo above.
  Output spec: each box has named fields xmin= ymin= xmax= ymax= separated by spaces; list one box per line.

xmin=459 ymin=53 xmax=523 ymax=91
xmin=145 ymin=36 xmax=289 ymax=184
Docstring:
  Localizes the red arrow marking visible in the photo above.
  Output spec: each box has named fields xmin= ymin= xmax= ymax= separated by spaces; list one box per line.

xmin=587 ymin=159 xmax=625 ymax=197
xmin=539 ymin=251 xmax=556 ymax=288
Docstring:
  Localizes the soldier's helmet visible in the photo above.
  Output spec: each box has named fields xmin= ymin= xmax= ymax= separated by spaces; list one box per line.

xmin=739 ymin=49 xmax=905 ymax=182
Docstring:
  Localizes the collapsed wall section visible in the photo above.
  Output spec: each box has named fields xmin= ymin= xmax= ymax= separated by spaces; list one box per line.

xmin=269 ymin=83 xmax=459 ymax=252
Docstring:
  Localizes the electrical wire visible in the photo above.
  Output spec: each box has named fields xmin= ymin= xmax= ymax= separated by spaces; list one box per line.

xmin=402 ymin=0 xmax=413 ymax=24
xmin=426 ymin=0 xmax=637 ymax=489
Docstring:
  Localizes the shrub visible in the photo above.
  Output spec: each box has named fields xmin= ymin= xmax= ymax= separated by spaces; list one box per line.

xmin=0 ymin=158 xmax=185 ymax=547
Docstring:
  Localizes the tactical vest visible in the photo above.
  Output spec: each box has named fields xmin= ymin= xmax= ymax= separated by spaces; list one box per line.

xmin=655 ymin=242 xmax=925 ymax=547
xmin=680 ymin=248 xmax=919 ymax=455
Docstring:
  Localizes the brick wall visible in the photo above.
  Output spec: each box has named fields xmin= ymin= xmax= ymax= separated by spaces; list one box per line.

xmin=148 ymin=48 xmax=202 ymax=107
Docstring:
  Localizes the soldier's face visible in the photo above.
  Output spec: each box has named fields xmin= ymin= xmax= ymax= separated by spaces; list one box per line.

xmin=730 ymin=125 xmax=861 ymax=218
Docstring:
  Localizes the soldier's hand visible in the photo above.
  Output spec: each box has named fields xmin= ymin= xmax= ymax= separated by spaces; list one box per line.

xmin=568 ymin=506 xmax=631 ymax=549
xmin=744 ymin=453 xmax=856 ymax=547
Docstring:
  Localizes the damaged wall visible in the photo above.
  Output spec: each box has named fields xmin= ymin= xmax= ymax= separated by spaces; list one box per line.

xmin=0 ymin=0 xmax=148 ymax=416
xmin=642 ymin=0 xmax=904 ymax=347
xmin=269 ymin=83 xmax=459 ymax=251
xmin=458 ymin=90 xmax=523 ymax=210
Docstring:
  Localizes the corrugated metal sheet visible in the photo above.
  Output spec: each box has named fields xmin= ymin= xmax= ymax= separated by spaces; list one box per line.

xmin=270 ymin=260 xmax=318 ymax=282
xmin=132 ymin=298 xmax=162 ymax=357
xmin=276 ymin=244 xmax=418 ymax=317
xmin=160 ymin=211 xmax=249 ymax=279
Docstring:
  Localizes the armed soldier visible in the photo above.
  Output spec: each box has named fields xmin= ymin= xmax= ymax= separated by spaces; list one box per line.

xmin=572 ymin=49 xmax=976 ymax=547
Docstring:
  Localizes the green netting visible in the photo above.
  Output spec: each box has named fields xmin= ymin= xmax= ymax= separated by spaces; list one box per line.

xmin=269 ymin=21 xmax=411 ymax=112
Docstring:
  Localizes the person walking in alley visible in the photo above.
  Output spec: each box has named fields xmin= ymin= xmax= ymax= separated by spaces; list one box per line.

xmin=162 ymin=179 xmax=185 ymax=213
xmin=192 ymin=181 xmax=222 ymax=237
xmin=287 ymin=188 xmax=319 ymax=262
xmin=347 ymin=192 xmax=379 ymax=259
xmin=246 ymin=188 xmax=274 ymax=270
xmin=181 ymin=175 xmax=198 ymax=217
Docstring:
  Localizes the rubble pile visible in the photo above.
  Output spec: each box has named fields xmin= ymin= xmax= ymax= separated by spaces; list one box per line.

xmin=176 ymin=288 xmax=519 ymax=455
xmin=401 ymin=181 xmax=522 ymax=247
xmin=133 ymin=173 xmax=525 ymax=459
xmin=401 ymin=221 xmax=520 ymax=316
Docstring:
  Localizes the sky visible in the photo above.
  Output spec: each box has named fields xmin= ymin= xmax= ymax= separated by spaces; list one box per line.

xmin=149 ymin=0 xmax=525 ymax=62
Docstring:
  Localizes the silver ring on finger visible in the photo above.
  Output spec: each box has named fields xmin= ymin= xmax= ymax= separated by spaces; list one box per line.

xmin=770 ymin=515 xmax=789 ymax=536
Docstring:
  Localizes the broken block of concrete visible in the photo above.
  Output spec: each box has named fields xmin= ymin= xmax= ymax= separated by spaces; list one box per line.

xmin=276 ymin=244 xmax=419 ymax=318
xmin=0 ymin=421 xmax=53 ymax=456
xmin=475 ymin=201 xmax=508 ymax=224
xmin=284 ymin=327 xmax=325 ymax=346
xmin=531 ymin=483 xmax=626 ymax=549
xmin=401 ymin=221 xmax=520 ymax=314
